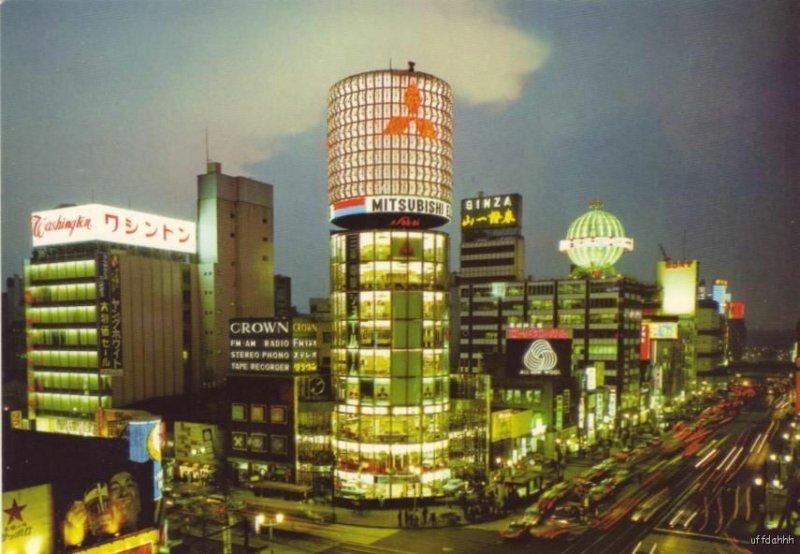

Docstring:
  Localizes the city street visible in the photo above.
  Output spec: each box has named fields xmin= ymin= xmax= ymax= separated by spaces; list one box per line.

xmin=165 ymin=383 xmax=799 ymax=554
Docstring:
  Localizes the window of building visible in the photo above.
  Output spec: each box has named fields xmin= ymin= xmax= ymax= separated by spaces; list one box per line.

xmin=250 ymin=433 xmax=267 ymax=452
xmin=270 ymin=435 xmax=288 ymax=455
xmin=270 ymin=405 xmax=287 ymax=424
xmin=251 ymin=404 xmax=266 ymax=422
xmin=528 ymin=283 xmax=555 ymax=296
xmin=231 ymin=403 xmax=246 ymax=421
xmin=231 ymin=432 xmax=247 ymax=450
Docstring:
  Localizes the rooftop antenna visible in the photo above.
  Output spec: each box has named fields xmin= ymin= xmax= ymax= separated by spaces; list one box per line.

xmin=205 ymin=127 xmax=210 ymax=163
xmin=389 ymin=58 xmax=392 ymax=71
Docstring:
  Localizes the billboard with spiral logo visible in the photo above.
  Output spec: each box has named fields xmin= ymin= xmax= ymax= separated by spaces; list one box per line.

xmin=506 ymin=330 xmax=572 ymax=379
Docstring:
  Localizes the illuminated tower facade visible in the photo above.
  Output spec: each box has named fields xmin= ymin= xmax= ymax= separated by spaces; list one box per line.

xmin=328 ymin=64 xmax=453 ymax=499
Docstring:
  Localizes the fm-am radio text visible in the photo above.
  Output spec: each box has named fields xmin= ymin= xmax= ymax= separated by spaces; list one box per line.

xmin=230 ymin=339 xmax=290 ymax=348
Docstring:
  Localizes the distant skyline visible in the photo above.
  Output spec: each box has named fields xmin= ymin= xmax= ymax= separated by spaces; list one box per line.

xmin=2 ymin=0 xmax=797 ymax=330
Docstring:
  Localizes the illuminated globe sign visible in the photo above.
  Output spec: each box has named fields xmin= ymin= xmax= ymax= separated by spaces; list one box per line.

xmin=327 ymin=65 xmax=453 ymax=229
xmin=558 ymin=200 xmax=633 ymax=277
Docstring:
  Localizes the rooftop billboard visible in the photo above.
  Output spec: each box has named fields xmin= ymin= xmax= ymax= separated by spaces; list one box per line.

xmin=656 ymin=260 xmax=698 ymax=316
xmin=31 ymin=204 xmax=196 ymax=254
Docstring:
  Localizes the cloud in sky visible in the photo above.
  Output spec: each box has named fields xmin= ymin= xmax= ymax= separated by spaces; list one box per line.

xmin=176 ymin=1 xmax=549 ymax=173
xmin=2 ymin=0 xmax=548 ymax=202
xmin=2 ymin=0 xmax=548 ymax=280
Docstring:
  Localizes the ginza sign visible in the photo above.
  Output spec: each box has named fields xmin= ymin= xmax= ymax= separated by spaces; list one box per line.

xmin=31 ymin=204 xmax=196 ymax=254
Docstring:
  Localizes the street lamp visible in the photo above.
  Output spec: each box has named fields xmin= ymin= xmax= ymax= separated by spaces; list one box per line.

xmin=754 ymin=476 xmax=764 ymax=487
xmin=255 ymin=513 xmax=284 ymax=554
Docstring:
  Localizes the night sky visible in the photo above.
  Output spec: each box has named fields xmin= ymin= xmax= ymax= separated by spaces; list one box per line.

xmin=2 ymin=0 xmax=797 ymax=330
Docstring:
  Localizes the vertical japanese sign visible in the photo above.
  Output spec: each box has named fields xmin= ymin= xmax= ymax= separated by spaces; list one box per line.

xmin=97 ymin=253 xmax=122 ymax=376
xmin=555 ymin=394 xmax=564 ymax=432
xmin=345 ymin=234 xmax=360 ymax=359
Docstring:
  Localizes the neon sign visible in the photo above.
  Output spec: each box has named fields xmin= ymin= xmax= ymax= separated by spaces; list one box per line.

xmin=31 ymin=204 xmax=196 ymax=254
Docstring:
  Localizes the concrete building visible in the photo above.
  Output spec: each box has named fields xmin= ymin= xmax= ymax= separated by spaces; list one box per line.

xmin=696 ymin=298 xmax=725 ymax=376
xmin=656 ymin=260 xmax=700 ymax=393
xmin=2 ymin=275 xmax=27 ymax=395
xmin=275 ymin=274 xmax=294 ymax=318
xmin=458 ymin=193 xmax=524 ymax=285
xmin=459 ymin=277 xmax=649 ymax=424
xmin=197 ymin=162 xmax=275 ymax=386
xmin=226 ymin=316 xmax=332 ymax=493
xmin=25 ymin=203 xmax=200 ymax=435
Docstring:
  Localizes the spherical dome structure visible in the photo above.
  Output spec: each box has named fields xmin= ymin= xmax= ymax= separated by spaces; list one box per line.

xmin=558 ymin=201 xmax=633 ymax=275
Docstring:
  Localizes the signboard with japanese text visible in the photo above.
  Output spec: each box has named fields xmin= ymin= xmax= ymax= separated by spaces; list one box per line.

xmin=656 ymin=260 xmax=698 ymax=316
xmin=640 ymin=323 xmax=651 ymax=361
xmin=461 ymin=194 xmax=521 ymax=231
xmin=292 ymin=318 xmax=318 ymax=373
xmin=507 ymin=327 xmax=571 ymax=340
xmin=3 ymin=484 xmax=53 ymax=554
xmin=174 ymin=422 xmax=220 ymax=463
xmin=227 ymin=317 xmax=319 ymax=374
xmin=726 ymin=302 xmax=746 ymax=320
xmin=649 ymin=322 xmax=679 ymax=339
xmin=229 ymin=318 xmax=292 ymax=373
xmin=31 ymin=204 xmax=196 ymax=254
xmin=97 ymin=253 xmax=122 ymax=376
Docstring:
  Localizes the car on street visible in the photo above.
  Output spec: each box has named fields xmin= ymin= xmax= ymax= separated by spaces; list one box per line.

xmin=523 ymin=504 xmax=546 ymax=526
xmin=548 ymin=502 xmax=584 ymax=525
xmin=668 ymin=504 xmax=700 ymax=530
xmin=587 ymin=482 xmax=615 ymax=505
xmin=530 ymin=502 xmax=587 ymax=541
xmin=536 ymin=482 xmax=571 ymax=512
xmin=339 ymin=484 xmax=366 ymax=500
xmin=442 ymin=478 xmax=469 ymax=495
xmin=630 ymin=488 xmax=670 ymax=523
xmin=499 ymin=520 xmax=531 ymax=540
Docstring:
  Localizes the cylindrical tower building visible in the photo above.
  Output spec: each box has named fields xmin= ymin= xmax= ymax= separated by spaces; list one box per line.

xmin=328 ymin=65 xmax=453 ymax=500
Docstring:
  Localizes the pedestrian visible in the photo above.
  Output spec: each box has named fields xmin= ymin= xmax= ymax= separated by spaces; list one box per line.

xmin=398 ymin=509 xmax=403 ymax=528
xmin=422 ymin=506 xmax=429 ymax=526
xmin=430 ymin=512 xmax=437 ymax=527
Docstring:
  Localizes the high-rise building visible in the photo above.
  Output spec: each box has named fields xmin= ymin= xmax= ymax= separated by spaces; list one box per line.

xmin=275 ymin=274 xmax=294 ymax=317
xmin=226 ymin=316 xmax=329 ymax=491
xmin=328 ymin=64 xmax=453 ymax=499
xmin=2 ymin=275 xmax=26 ymax=382
xmin=25 ymin=204 xmax=199 ymax=435
xmin=458 ymin=193 xmax=524 ymax=284
xmin=726 ymin=302 xmax=747 ymax=361
xmin=197 ymin=162 xmax=275 ymax=386
xmin=712 ymin=279 xmax=728 ymax=315
xmin=696 ymin=298 xmax=724 ymax=376
xmin=460 ymin=277 xmax=649 ymax=418
xmin=656 ymin=260 xmax=699 ymax=392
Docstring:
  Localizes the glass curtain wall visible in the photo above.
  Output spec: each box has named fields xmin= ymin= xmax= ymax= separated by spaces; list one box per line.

xmin=331 ymin=230 xmax=450 ymax=499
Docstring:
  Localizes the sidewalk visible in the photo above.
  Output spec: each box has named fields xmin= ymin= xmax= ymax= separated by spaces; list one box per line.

xmin=230 ymin=487 xmax=501 ymax=530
